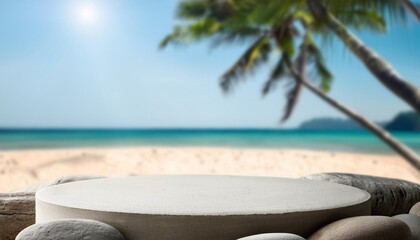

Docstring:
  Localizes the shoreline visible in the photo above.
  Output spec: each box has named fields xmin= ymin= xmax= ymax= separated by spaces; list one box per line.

xmin=1 ymin=129 xmax=420 ymax=156
xmin=1 ymin=147 xmax=419 ymax=192
xmin=0 ymin=145 xmax=404 ymax=156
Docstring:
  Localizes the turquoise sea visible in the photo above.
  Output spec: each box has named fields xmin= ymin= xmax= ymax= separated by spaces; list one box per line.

xmin=0 ymin=129 xmax=420 ymax=155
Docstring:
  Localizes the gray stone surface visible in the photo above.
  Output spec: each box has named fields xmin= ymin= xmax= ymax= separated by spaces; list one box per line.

xmin=303 ymin=173 xmax=420 ymax=216
xmin=308 ymin=216 xmax=411 ymax=240
xmin=238 ymin=233 xmax=306 ymax=240
xmin=0 ymin=192 xmax=35 ymax=240
xmin=13 ymin=175 xmax=104 ymax=192
xmin=410 ymin=202 xmax=420 ymax=217
xmin=16 ymin=219 xmax=125 ymax=240
xmin=394 ymin=214 xmax=420 ymax=240
xmin=1 ymin=176 xmax=102 ymax=240
xmin=36 ymin=176 xmax=370 ymax=239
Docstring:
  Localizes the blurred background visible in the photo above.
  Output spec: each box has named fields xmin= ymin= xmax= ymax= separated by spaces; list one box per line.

xmin=0 ymin=0 xmax=419 ymax=192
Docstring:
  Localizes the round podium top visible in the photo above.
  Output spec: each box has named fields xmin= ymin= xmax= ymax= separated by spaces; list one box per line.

xmin=36 ymin=175 xmax=370 ymax=216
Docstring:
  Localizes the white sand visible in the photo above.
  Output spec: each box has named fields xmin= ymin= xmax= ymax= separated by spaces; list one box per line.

xmin=0 ymin=147 xmax=419 ymax=192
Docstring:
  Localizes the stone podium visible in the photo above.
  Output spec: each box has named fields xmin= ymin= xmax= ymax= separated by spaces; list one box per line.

xmin=36 ymin=176 xmax=371 ymax=239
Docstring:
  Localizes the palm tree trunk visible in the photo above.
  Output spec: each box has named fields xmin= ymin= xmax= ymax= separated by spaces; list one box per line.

xmin=306 ymin=0 xmax=420 ymax=113
xmin=285 ymin=56 xmax=420 ymax=172
xmin=303 ymin=79 xmax=420 ymax=172
xmin=400 ymin=0 xmax=420 ymax=22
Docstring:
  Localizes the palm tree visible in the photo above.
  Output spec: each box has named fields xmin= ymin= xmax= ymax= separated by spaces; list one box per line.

xmin=160 ymin=0 xmax=420 ymax=171
xmin=306 ymin=0 xmax=420 ymax=112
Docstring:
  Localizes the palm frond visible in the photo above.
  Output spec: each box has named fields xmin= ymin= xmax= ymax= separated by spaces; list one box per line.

xmin=246 ymin=0 xmax=300 ymax=26
xmin=159 ymin=26 xmax=186 ymax=49
xmin=188 ymin=18 xmax=221 ymax=39
xmin=293 ymin=10 xmax=314 ymax=27
xmin=273 ymin=19 xmax=297 ymax=57
xmin=159 ymin=19 xmax=222 ymax=49
xmin=336 ymin=9 xmax=387 ymax=33
xmin=220 ymin=37 xmax=272 ymax=92
xmin=209 ymin=1 xmax=235 ymax=21
xmin=262 ymin=54 xmax=289 ymax=95
xmin=279 ymin=30 xmax=296 ymax=56
xmin=322 ymin=0 xmax=407 ymax=25
xmin=177 ymin=0 xmax=236 ymax=21
xmin=302 ymin=33 xmax=333 ymax=93
xmin=281 ymin=44 xmax=307 ymax=122
xmin=210 ymin=27 xmax=263 ymax=48
xmin=282 ymin=80 xmax=303 ymax=122
xmin=177 ymin=0 xmax=209 ymax=20
xmin=314 ymin=60 xmax=333 ymax=92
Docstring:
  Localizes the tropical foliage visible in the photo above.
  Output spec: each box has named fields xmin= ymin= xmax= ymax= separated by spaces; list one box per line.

xmin=161 ymin=0 xmax=420 ymax=171
xmin=160 ymin=0 xmax=401 ymax=120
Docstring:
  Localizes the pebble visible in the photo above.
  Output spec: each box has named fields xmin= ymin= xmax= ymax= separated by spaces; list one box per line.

xmin=308 ymin=216 xmax=411 ymax=240
xmin=410 ymin=202 xmax=420 ymax=217
xmin=303 ymin=173 xmax=420 ymax=216
xmin=16 ymin=219 xmax=125 ymax=240
xmin=393 ymin=214 xmax=420 ymax=240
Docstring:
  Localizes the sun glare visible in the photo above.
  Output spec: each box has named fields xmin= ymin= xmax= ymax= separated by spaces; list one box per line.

xmin=75 ymin=3 xmax=99 ymax=26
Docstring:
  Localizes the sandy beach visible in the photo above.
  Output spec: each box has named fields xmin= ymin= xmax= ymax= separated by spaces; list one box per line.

xmin=0 ymin=147 xmax=419 ymax=192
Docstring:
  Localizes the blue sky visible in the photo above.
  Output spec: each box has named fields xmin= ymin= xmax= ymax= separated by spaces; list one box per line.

xmin=0 ymin=0 xmax=419 ymax=128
